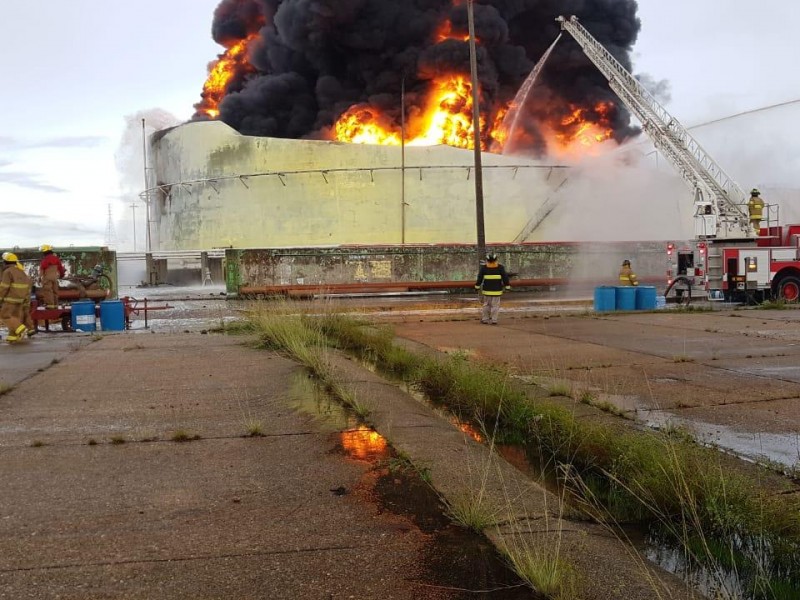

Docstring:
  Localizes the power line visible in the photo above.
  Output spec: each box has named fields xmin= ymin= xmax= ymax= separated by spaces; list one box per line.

xmin=688 ymin=98 xmax=800 ymax=131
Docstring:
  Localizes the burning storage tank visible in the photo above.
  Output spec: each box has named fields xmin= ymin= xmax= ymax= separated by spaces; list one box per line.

xmin=151 ymin=0 xmax=644 ymax=251
xmin=150 ymin=120 xmax=569 ymax=250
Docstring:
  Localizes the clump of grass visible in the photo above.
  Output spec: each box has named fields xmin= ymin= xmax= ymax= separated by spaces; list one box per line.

xmin=216 ymin=320 xmax=256 ymax=335
xmin=0 ymin=383 xmax=12 ymax=396
xmin=545 ymin=382 xmax=573 ymax=398
xmin=503 ymin=543 xmax=578 ymax=600
xmin=759 ymin=299 xmax=789 ymax=310
xmin=593 ymin=400 xmax=627 ymax=417
xmin=110 ymin=435 xmax=126 ymax=445
xmin=672 ymin=354 xmax=695 ymax=363
xmin=171 ymin=429 xmax=201 ymax=443
xmin=245 ymin=420 xmax=265 ymax=437
xmin=444 ymin=491 xmax=498 ymax=532
xmin=31 ymin=440 xmax=45 ymax=448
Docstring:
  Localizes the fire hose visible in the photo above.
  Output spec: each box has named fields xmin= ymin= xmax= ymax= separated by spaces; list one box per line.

xmin=664 ymin=276 xmax=692 ymax=305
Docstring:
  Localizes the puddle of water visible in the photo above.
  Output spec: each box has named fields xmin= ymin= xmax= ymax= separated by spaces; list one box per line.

xmin=287 ymin=370 xmax=535 ymax=597
xmin=289 ymin=371 xmax=391 ymax=462
xmin=339 ymin=426 xmax=389 ymax=461
xmin=638 ymin=408 xmax=800 ymax=470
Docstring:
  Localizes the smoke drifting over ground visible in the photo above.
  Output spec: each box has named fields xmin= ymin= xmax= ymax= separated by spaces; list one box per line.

xmin=194 ymin=0 xmax=643 ymax=155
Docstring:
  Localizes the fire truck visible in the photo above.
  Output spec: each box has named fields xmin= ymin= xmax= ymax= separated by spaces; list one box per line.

xmin=557 ymin=16 xmax=800 ymax=304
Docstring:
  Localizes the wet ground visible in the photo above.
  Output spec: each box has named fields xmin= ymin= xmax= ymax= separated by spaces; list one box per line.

xmin=13 ymin=288 xmax=800 ymax=470
xmin=3 ymin=289 xmax=798 ymax=597
xmin=379 ymin=299 xmax=800 ymax=471
xmin=0 ymin=329 xmax=539 ymax=599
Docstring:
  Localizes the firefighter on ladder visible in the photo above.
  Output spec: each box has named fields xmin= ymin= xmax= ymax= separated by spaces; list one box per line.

xmin=39 ymin=244 xmax=65 ymax=309
xmin=619 ymin=260 xmax=639 ymax=286
xmin=748 ymin=188 xmax=765 ymax=235
xmin=0 ymin=252 xmax=33 ymax=343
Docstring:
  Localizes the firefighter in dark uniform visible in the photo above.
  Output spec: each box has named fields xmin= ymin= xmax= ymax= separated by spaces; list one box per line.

xmin=475 ymin=252 xmax=511 ymax=325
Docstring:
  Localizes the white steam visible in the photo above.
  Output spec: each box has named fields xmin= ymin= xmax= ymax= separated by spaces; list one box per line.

xmin=114 ymin=109 xmax=181 ymax=251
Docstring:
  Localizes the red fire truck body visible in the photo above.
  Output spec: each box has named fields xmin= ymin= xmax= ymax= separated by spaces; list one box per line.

xmin=667 ymin=224 xmax=800 ymax=303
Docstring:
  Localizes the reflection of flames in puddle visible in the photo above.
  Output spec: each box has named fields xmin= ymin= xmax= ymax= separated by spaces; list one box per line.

xmin=453 ymin=419 xmax=483 ymax=443
xmin=340 ymin=426 xmax=389 ymax=461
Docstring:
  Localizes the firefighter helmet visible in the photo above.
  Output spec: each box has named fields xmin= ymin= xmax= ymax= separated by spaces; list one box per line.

xmin=40 ymin=244 xmax=53 ymax=253
xmin=622 ymin=259 xmax=631 ymax=267
xmin=486 ymin=252 xmax=498 ymax=262
xmin=2 ymin=252 xmax=18 ymax=262
xmin=751 ymin=188 xmax=760 ymax=196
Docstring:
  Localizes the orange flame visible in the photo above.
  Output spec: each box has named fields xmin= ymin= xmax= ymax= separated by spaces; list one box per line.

xmin=553 ymin=102 xmax=614 ymax=152
xmin=335 ymin=74 xmax=491 ymax=150
xmin=197 ymin=34 xmax=259 ymax=119
xmin=436 ymin=20 xmax=470 ymax=43
xmin=340 ymin=426 xmax=388 ymax=461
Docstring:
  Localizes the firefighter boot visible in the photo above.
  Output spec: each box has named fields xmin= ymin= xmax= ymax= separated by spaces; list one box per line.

xmin=7 ymin=324 xmax=28 ymax=344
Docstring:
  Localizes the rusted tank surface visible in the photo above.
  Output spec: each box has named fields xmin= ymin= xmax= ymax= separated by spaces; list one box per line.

xmin=225 ymin=242 xmax=676 ymax=296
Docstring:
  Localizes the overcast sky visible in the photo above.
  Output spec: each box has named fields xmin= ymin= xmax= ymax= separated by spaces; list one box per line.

xmin=1 ymin=0 xmax=797 ymax=250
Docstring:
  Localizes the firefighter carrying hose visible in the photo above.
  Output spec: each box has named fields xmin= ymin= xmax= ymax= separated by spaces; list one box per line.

xmin=619 ymin=259 xmax=639 ymax=286
xmin=0 ymin=252 xmax=32 ymax=343
xmin=475 ymin=252 xmax=511 ymax=325
xmin=39 ymin=244 xmax=65 ymax=309
xmin=748 ymin=188 xmax=765 ymax=235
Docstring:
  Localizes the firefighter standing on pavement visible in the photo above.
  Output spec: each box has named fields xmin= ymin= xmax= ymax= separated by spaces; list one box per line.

xmin=16 ymin=261 xmax=36 ymax=335
xmin=475 ymin=252 xmax=511 ymax=325
xmin=618 ymin=260 xmax=639 ymax=286
xmin=748 ymin=188 xmax=765 ymax=235
xmin=39 ymin=244 xmax=65 ymax=309
xmin=0 ymin=252 xmax=32 ymax=343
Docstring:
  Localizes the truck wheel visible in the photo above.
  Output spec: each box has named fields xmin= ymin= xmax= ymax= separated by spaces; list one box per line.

xmin=777 ymin=275 xmax=800 ymax=303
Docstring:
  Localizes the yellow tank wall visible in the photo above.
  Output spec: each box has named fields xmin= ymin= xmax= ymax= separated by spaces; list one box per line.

xmin=151 ymin=121 xmax=566 ymax=250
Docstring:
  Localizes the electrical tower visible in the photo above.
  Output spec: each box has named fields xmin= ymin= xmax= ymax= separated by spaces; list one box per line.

xmin=104 ymin=204 xmax=118 ymax=248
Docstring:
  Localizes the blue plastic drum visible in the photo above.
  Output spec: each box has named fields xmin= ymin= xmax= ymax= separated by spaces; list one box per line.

xmin=100 ymin=300 xmax=126 ymax=331
xmin=635 ymin=286 xmax=657 ymax=310
xmin=615 ymin=286 xmax=637 ymax=311
xmin=71 ymin=300 xmax=96 ymax=332
xmin=593 ymin=286 xmax=616 ymax=312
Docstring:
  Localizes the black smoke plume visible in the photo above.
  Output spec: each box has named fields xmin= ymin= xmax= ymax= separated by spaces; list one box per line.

xmin=194 ymin=0 xmax=642 ymax=154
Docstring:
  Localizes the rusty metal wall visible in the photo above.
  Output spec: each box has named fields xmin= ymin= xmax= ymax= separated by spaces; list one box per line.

xmin=3 ymin=247 xmax=118 ymax=298
xmin=225 ymin=242 xmax=679 ymax=295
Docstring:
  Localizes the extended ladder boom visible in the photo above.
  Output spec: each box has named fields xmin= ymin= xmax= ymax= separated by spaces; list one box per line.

xmin=556 ymin=15 xmax=752 ymax=239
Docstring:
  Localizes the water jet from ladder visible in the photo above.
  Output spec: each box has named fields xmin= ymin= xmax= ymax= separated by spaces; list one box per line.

xmin=499 ymin=33 xmax=562 ymax=155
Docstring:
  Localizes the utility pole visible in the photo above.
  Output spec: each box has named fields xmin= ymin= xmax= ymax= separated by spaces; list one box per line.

xmin=467 ymin=0 xmax=486 ymax=261
xmin=130 ymin=202 xmax=137 ymax=252
xmin=142 ymin=118 xmax=152 ymax=253
xmin=401 ymin=76 xmax=406 ymax=245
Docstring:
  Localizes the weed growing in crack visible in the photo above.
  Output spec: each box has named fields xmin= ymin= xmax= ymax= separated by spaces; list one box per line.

xmin=171 ymin=430 xmax=201 ymax=443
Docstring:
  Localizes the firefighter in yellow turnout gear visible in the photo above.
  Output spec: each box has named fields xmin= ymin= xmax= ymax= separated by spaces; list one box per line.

xmin=618 ymin=260 xmax=639 ymax=286
xmin=0 ymin=253 xmax=33 ymax=343
xmin=475 ymin=252 xmax=511 ymax=325
xmin=748 ymin=188 xmax=765 ymax=235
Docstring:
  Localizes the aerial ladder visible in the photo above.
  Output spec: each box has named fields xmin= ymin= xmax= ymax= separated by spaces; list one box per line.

xmin=556 ymin=15 xmax=760 ymax=297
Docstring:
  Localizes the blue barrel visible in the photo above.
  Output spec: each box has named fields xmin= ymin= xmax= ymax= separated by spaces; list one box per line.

xmin=635 ymin=286 xmax=657 ymax=310
xmin=71 ymin=300 xmax=97 ymax=332
xmin=100 ymin=300 xmax=126 ymax=331
xmin=615 ymin=286 xmax=637 ymax=311
xmin=593 ymin=286 xmax=616 ymax=312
